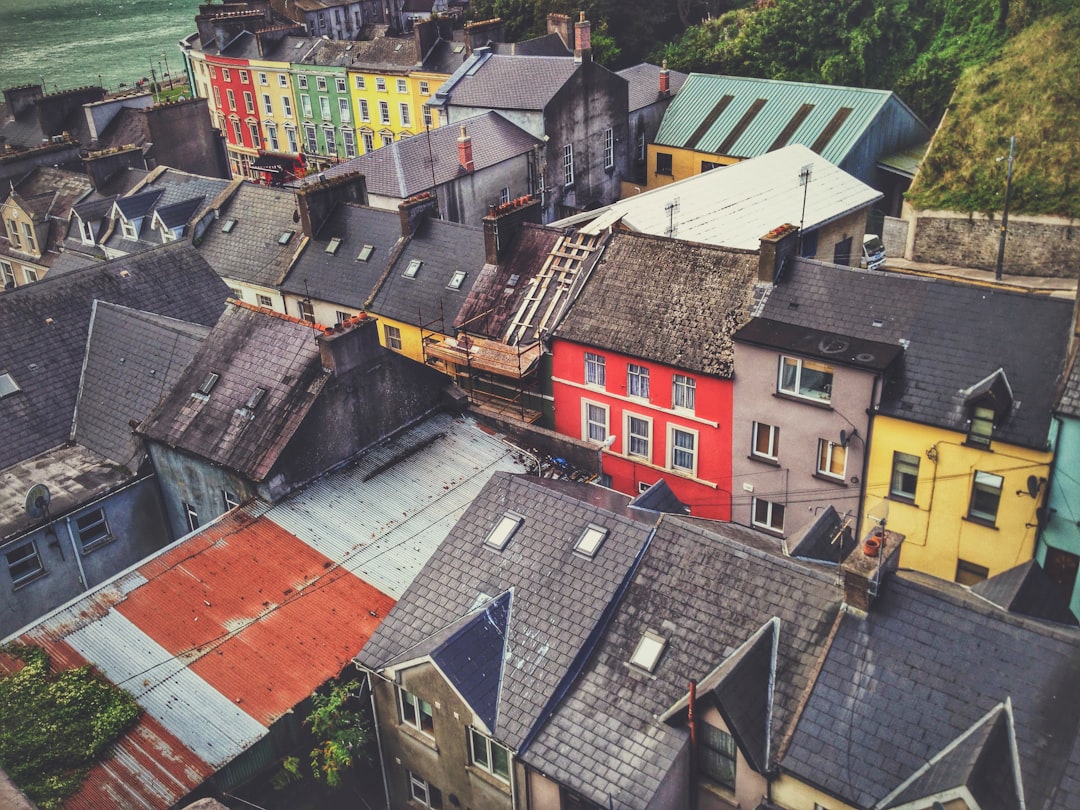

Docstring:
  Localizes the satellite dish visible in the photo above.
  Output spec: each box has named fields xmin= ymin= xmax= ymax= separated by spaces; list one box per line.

xmin=866 ymin=499 xmax=890 ymax=527
xmin=25 ymin=483 xmax=51 ymax=519
xmin=1027 ymin=475 xmax=1042 ymax=498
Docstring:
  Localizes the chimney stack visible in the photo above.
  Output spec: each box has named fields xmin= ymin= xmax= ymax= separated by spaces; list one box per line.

xmin=295 ymin=171 xmax=368 ymax=238
xmin=758 ymin=223 xmax=799 ymax=283
xmin=464 ymin=17 xmax=505 ymax=54
xmin=3 ymin=85 xmax=44 ymax=119
xmin=398 ymin=191 xmax=439 ymax=237
xmin=574 ymin=12 xmax=591 ymax=63
xmin=841 ymin=526 xmax=903 ymax=614
xmin=547 ymin=13 xmax=572 ymax=50
xmin=482 ymin=195 xmax=542 ymax=265
xmin=659 ymin=60 xmax=671 ymax=95
xmin=457 ymin=125 xmax=475 ymax=173
xmin=317 ymin=313 xmax=381 ymax=377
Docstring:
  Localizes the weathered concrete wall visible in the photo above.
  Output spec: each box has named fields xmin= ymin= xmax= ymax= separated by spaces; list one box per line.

xmin=881 ymin=214 xmax=909 ymax=258
xmin=908 ymin=208 xmax=1080 ymax=277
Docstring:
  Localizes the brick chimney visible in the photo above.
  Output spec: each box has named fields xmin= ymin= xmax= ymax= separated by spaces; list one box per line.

xmin=841 ymin=526 xmax=903 ymax=614
xmin=758 ymin=223 xmax=799 ymax=283
xmin=398 ymin=191 xmax=439 ymax=237
xmin=457 ymin=125 xmax=475 ymax=173
xmin=482 ymin=196 xmax=542 ymax=265
xmin=317 ymin=313 xmax=382 ymax=377
xmin=659 ymin=60 xmax=671 ymax=95
xmin=464 ymin=17 xmax=505 ymax=54
xmin=547 ymin=13 xmax=572 ymax=50
xmin=295 ymin=172 xmax=368 ymax=238
xmin=574 ymin=12 xmax=592 ymax=63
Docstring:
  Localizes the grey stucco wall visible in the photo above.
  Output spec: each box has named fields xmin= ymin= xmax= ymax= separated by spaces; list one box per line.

xmin=146 ymin=443 xmax=256 ymax=540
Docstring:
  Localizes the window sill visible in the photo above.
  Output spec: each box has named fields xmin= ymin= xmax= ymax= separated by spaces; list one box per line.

xmin=773 ymin=391 xmax=832 ymax=409
xmin=887 ymin=494 xmax=917 ymax=507
xmin=963 ymin=515 xmax=999 ymax=530
xmin=747 ymin=454 xmax=780 ymax=467
xmin=466 ymin=765 xmax=511 ymax=795
xmin=80 ymin=536 xmax=115 ymax=555
xmin=751 ymin=523 xmax=784 ymax=538
xmin=812 ymin=472 xmax=848 ymax=487
xmin=699 ymin=778 xmax=739 ymax=807
xmin=398 ymin=723 xmax=438 ymax=752
xmin=12 ymin=570 xmax=48 ymax=591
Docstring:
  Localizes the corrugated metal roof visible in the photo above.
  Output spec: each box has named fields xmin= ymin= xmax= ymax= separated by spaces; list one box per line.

xmin=655 ymin=73 xmax=892 ymax=164
xmin=269 ymin=412 xmax=532 ymax=598
xmin=562 ymin=144 xmax=882 ymax=251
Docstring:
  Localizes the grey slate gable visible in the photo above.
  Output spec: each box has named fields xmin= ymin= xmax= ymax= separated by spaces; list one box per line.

xmin=782 ymin=573 xmax=1080 ymax=809
xmin=754 ymin=259 xmax=1072 ymax=449
xmin=523 ymin=516 xmax=840 ymax=809
xmin=552 ymin=230 xmax=759 ymax=377
xmin=438 ymin=52 xmax=580 ymax=111
xmin=0 ymin=242 xmax=229 ymax=469
xmin=279 ymin=203 xmax=403 ymax=307
xmin=357 ymin=472 xmax=658 ymax=751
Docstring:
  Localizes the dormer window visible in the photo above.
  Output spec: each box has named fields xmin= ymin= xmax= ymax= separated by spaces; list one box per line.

xmin=574 ymin=524 xmax=608 ymax=558
xmin=121 ymin=218 xmax=139 ymax=240
xmin=484 ymin=512 xmax=523 ymax=551
xmin=968 ymin=405 xmax=995 ymax=447
xmin=630 ymin=629 xmax=666 ymax=673
xmin=79 ymin=218 xmax=95 ymax=244
xmin=198 ymin=371 xmax=220 ymax=396
xmin=961 ymin=369 xmax=1013 ymax=449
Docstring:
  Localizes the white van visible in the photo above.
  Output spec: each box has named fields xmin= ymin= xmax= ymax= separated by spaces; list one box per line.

xmin=861 ymin=234 xmax=886 ymax=270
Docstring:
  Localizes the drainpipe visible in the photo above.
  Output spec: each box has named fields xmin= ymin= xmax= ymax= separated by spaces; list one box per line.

xmin=857 ymin=373 xmax=881 ymax=539
xmin=362 ymin=668 xmax=392 ymax=810
xmin=64 ymin=516 xmax=89 ymax=590
xmin=688 ymin=680 xmax=698 ymax=810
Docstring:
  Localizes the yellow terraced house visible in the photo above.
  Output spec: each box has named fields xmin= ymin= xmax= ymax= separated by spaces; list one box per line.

xmin=347 ymin=65 xmax=446 ymax=155
xmin=249 ymin=57 xmax=301 ymax=161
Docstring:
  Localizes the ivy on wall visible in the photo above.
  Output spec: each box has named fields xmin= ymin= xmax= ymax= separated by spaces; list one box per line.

xmin=0 ymin=644 xmax=141 ymax=809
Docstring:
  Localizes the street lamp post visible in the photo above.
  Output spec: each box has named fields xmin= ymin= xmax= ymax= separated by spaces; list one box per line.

xmin=995 ymin=135 xmax=1016 ymax=282
xmin=161 ymin=51 xmax=172 ymax=89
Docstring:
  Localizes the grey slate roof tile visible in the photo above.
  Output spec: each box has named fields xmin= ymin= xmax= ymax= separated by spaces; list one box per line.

xmin=1056 ymin=350 xmax=1080 ymax=418
xmin=0 ymin=242 xmax=229 ymax=469
xmin=552 ymin=230 xmax=759 ymax=377
xmin=753 ymin=259 xmax=1072 ymax=449
xmin=617 ymin=63 xmax=689 ymax=112
xmin=438 ymin=53 xmax=581 ymax=111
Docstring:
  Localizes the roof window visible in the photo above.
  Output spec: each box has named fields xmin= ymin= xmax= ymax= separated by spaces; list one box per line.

xmin=326 ymin=237 xmax=342 ymax=255
xmin=630 ymin=629 xmax=667 ymax=674
xmin=197 ymin=371 xmax=220 ymax=396
xmin=403 ymin=259 xmax=422 ymax=278
xmin=484 ymin=511 xmax=523 ymax=551
xmin=447 ymin=270 xmax=467 ymax=290
xmin=221 ymin=218 xmax=237 ymax=233
xmin=574 ymin=524 xmax=608 ymax=558
xmin=278 ymin=230 xmax=295 ymax=246
xmin=245 ymin=386 xmax=267 ymax=410
xmin=0 ymin=372 xmax=20 ymax=399
xmin=357 ymin=244 xmax=374 ymax=262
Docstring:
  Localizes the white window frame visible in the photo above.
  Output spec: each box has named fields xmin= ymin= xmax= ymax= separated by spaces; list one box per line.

xmin=298 ymin=74 xmax=308 ymax=89
xmin=398 ymin=687 xmax=433 ymax=735
xmin=319 ymin=96 xmax=332 ymax=120
xmin=243 ymin=91 xmax=254 ymax=114
xmin=778 ymin=356 xmax=833 ymax=404
xmin=375 ymin=76 xmax=386 ymax=92
xmin=468 ymin=728 xmax=510 ymax=782
xmin=399 ymin=102 xmax=411 ymax=127
xmin=816 ymin=438 xmax=847 ymax=481
xmin=379 ymin=100 xmax=390 ymax=124
xmin=751 ymin=422 xmax=779 ymax=461
xmin=419 ymin=80 xmax=429 ymax=95
xmin=604 ymin=127 xmax=614 ymax=168
xmin=23 ymin=266 xmax=38 ymax=283
xmin=226 ymin=88 xmax=236 ymax=111
xmin=408 ymin=771 xmax=442 ymax=808
xmin=625 ymin=412 xmax=652 ymax=459
xmin=890 ymin=451 xmax=920 ymax=501
xmin=278 ymin=73 xmax=288 ymax=87
xmin=584 ymin=351 xmax=605 ymax=387
xmin=324 ymin=126 xmax=337 ymax=154
xmin=121 ymin=218 xmax=138 ymax=240
xmin=222 ymin=490 xmax=240 ymax=512
xmin=563 ymin=143 xmax=574 ymax=187
xmin=582 ymin=400 xmax=609 ymax=443
xmin=672 ymin=373 xmax=695 ymax=411
xmin=668 ymin=425 xmax=698 ymax=476
xmin=298 ymin=299 xmax=315 ymax=322
xmin=335 ymin=76 xmax=347 ymax=92
xmin=384 ymin=324 xmax=402 ymax=350
xmin=265 ymin=121 xmax=279 ymax=151
xmin=222 ymin=67 xmax=231 ymax=81
xmin=343 ymin=128 xmax=356 ymax=158
xmin=78 ymin=217 xmax=95 ymax=243
xmin=184 ymin=501 xmax=200 ymax=533
xmin=752 ymin=497 xmax=785 ymax=533
xmin=6 ymin=541 xmax=44 ymax=587
xmin=238 ymin=70 xmax=249 ymax=84
xmin=338 ymin=96 xmax=351 ymax=122
xmin=362 ymin=130 xmax=374 ymax=152
xmin=354 ymin=74 xmax=366 ymax=90
xmin=359 ymin=98 xmax=370 ymax=122
xmin=257 ymin=293 xmax=274 ymax=308
xmin=281 ymin=95 xmax=293 ymax=118
xmin=969 ymin=470 xmax=1004 ymax=524
xmin=258 ymin=72 xmax=268 ymax=85
xmin=304 ymin=123 xmax=318 ymax=153
xmin=1 ymin=261 xmax=15 ymax=288
xmin=627 ymin=363 xmax=650 ymax=400
xmin=316 ymin=75 xmax=327 ymax=91
xmin=301 ymin=95 xmax=313 ymax=117
xmin=285 ymin=125 xmax=298 ymax=153
xmin=75 ymin=508 xmax=112 ymax=552
xmin=262 ymin=93 xmax=273 ymax=115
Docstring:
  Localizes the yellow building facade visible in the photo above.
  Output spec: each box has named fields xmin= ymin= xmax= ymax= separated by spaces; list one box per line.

xmin=1 ymin=195 xmax=48 ymax=287
xmin=347 ymin=68 xmax=444 ymax=155
xmin=860 ymin=415 xmax=1051 ymax=585
xmin=249 ymin=58 xmax=302 ymax=158
xmin=644 ymin=143 xmax=737 ymax=190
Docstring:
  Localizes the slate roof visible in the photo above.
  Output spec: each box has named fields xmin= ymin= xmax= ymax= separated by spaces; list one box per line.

xmin=654 ymin=73 xmax=925 ymax=165
xmin=488 ymin=33 xmax=572 ymax=58
xmin=783 ymin=573 xmax=1080 ymax=809
xmin=6 ymin=167 xmax=93 ymax=215
xmin=95 ymin=105 xmax=150 ymax=150
xmin=1056 ymin=350 xmax=1080 ymax=419
xmin=357 ymin=472 xmax=658 ymax=751
xmin=195 ymin=183 xmax=302 ymax=289
xmin=367 ymin=216 xmax=484 ymax=326
xmin=139 ymin=302 xmax=328 ymax=481
xmin=105 ymin=169 xmax=232 ymax=253
xmin=555 ymin=144 xmax=882 ymax=251
xmin=0 ymin=242 xmax=229 ymax=468
xmin=552 ymin=230 xmax=759 ymax=377
xmin=72 ymin=302 xmax=210 ymax=470
xmin=752 ymin=259 xmax=1073 ymax=449
xmin=617 ymin=63 xmax=689 ymax=112
xmin=523 ymin=515 xmax=840 ymax=809
xmin=278 ymin=203 xmax=403 ymax=307
xmin=970 ymin=560 xmax=1079 ymax=626
xmin=434 ymin=52 xmax=581 ymax=111
xmin=319 ymin=111 xmax=541 ymax=199
xmin=787 ymin=504 xmax=857 ymax=564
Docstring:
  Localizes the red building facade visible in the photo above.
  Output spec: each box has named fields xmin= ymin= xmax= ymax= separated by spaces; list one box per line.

xmin=206 ymin=55 xmax=261 ymax=177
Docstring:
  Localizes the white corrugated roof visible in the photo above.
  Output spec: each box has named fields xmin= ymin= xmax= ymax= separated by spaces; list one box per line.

xmin=269 ymin=412 xmax=532 ymax=598
xmin=560 ymin=144 xmax=882 ymax=250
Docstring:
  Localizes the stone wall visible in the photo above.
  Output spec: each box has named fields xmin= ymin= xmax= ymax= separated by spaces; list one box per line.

xmin=908 ymin=208 xmax=1080 ymax=278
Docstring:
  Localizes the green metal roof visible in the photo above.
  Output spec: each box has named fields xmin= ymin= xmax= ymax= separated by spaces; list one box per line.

xmin=655 ymin=73 xmax=894 ymax=165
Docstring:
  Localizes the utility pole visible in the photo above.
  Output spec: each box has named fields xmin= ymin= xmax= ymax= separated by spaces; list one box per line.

xmin=995 ymin=135 xmax=1015 ymax=282
xmin=798 ymin=163 xmax=812 ymax=256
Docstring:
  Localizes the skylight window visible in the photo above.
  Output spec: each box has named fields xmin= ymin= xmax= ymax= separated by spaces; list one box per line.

xmin=357 ymin=244 xmax=374 ymax=262
xmin=630 ymin=629 xmax=667 ymax=673
xmin=0 ymin=372 xmax=20 ymax=398
xmin=245 ymin=386 xmax=267 ymax=410
xmin=574 ymin=524 xmax=608 ymax=558
xmin=221 ymin=218 xmax=237 ymax=233
xmin=325 ymin=237 xmax=342 ymax=255
xmin=447 ymin=270 xmax=467 ymax=290
xmin=484 ymin=512 xmax=523 ymax=551
xmin=278 ymin=230 xmax=295 ymax=246
xmin=507 ymin=274 xmax=520 ymax=287
xmin=403 ymin=259 xmax=422 ymax=278
xmin=198 ymin=371 xmax=220 ymax=396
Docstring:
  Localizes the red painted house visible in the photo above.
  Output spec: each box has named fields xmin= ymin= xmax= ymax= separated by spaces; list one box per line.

xmin=551 ymin=230 xmax=760 ymax=519
xmin=206 ymin=55 xmax=261 ymax=177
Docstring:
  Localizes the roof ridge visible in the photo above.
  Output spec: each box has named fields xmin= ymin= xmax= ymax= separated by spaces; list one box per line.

xmin=230 ymin=298 xmax=326 ymax=332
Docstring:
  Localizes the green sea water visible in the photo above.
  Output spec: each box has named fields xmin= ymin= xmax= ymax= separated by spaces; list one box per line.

xmin=0 ymin=0 xmax=202 ymax=95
